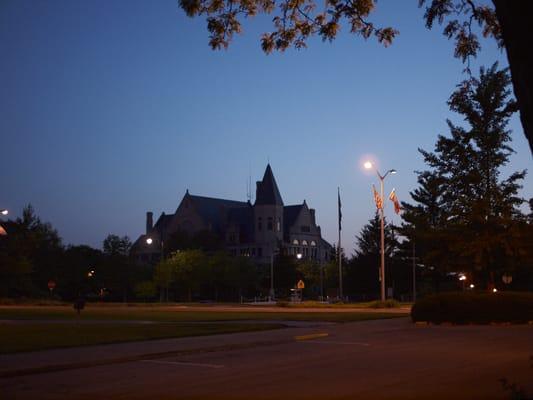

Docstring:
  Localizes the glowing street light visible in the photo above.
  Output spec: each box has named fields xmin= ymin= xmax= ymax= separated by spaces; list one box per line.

xmin=364 ymin=160 xmax=397 ymax=301
xmin=470 ymin=284 xmax=475 ymax=289
xmin=459 ymin=274 xmax=467 ymax=291
xmin=296 ymin=253 xmax=303 ymax=260
xmin=0 ymin=209 xmax=8 ymax=216
xmin=87 ymin=269 xmax=95 ymax=278
xmin=146 ymin=237 xmax=153 ymax=245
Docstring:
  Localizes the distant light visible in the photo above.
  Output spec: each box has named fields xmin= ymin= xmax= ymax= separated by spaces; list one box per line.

xmin=364 ymin=161 xmax=373 ymax=170
xmin=296 ymin=253 xmax=302 ymax=260
xmin=469 ymin=284 xmax=475 ymax=289
xmin=146 ymin=238 xmax=153 ymax=245
xmin=390 ymin=169 xmax=397 ymax=174
xmin=459 ymin=274 xmax=466 ymax=281
xmin=0 ymin=209 xmax=8 ymax=216
xmin=492 ymin=288 xmax=498 ymax=293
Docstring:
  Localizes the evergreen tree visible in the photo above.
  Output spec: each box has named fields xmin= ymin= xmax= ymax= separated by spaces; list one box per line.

xmin=402 ymin=64 xmax=528 ymax=288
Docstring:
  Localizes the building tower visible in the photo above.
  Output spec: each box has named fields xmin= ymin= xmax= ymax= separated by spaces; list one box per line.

xmin=254 ymin=164 xmax=284 ymax=259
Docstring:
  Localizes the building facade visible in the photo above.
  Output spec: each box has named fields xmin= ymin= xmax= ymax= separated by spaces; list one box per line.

xmin=131 ymin=165 xmax=332 ymax=264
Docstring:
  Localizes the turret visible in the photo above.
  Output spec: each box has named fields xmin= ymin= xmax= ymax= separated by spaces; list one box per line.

xmin=254 ymin=164 xmax=284 ymax=250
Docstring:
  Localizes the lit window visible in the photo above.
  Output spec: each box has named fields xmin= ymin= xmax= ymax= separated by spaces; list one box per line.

xmin=293 ymin=239 xmax=299 ymax=245
xmin=311 ymin=240 xmax=316 ymax=246
xmin=277 ymin=218 xmax=281 ymax=232
xmin=302 ymin=240 xmax=308 ymax=246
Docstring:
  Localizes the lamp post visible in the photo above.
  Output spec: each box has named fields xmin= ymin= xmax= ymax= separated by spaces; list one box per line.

xmin=364 ymin=161 xmax=396 ymax=302
xmin=146 ymin=236 xmax=164 ymax=261
xmin=459 ymin=274 xmax=467 ymax=291
xmin=0 ymin=209 xmax=7 ymax=236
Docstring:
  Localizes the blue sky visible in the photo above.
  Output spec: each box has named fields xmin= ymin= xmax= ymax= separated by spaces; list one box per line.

xmin=1 ymin=0 xmax=531 ymax=254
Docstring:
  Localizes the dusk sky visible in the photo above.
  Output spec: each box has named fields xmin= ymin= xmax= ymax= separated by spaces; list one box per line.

xmin=1 ymin=0 xmax=531 ymax=254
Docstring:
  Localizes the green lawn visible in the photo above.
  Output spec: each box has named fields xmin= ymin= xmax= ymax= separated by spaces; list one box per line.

xmin=0 ymin=305 xmax=407 ymax=323
xmin=0 ymin=305 xmax=407 ymax=353
xmin=0 ymin=322 xmax=284 ymax=354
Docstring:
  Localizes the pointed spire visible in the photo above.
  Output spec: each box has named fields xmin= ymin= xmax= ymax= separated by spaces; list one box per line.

xmin=255 ymin=164 xmax=284 ymax=205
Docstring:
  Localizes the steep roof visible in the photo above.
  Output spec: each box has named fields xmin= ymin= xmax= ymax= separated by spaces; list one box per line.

xmin=283 ymin=204 xmax=304 ymax=232
xmin=255 ymin=164 xmax=284 ymax=206
xmin=188 ymin=194 xmax=248 ymax=233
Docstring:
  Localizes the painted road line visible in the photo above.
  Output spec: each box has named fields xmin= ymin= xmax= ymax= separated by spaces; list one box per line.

xmin=294 ymin=333 xmax=329 ymax=341
xmin=298 ymin=340 xmax=370 ymax=346
xmin=140 ymin=360 xmax=224 ymax=369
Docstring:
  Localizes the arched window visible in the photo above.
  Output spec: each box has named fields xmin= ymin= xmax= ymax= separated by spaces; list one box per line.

xmin=302 ymin=240 xmax=308 ymax=246
xmin=310 ymin=240 xmax=316 ymax=246
xmin=292 ymin=239 xmax=299 ymax=245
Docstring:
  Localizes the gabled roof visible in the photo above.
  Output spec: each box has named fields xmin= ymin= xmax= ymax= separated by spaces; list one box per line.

xmin=283 ymin=204 xmax=304 ymax=232
xmin=255 ymin=164 xmax=284 ymax=206
xmin=153 ymin=213 xmax=173 ymax=234
xmin=187 ymin=194 xmax=249 ymax=233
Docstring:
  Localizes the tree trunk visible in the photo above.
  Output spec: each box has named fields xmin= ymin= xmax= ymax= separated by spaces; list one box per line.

xmin=493 ymin=1 xmax=533 ymax=153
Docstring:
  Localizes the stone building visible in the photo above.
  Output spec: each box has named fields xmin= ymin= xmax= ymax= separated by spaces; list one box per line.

xmin=131 ymin=165 xmax=332 ymax=264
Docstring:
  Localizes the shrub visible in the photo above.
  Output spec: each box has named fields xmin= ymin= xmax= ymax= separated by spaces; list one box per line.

xmin=411 ymin=292 xmax=533 ymax=324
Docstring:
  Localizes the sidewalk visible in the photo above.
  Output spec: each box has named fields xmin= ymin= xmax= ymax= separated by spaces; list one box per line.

xmin=0 ymin=323 xmax=326 ymax=378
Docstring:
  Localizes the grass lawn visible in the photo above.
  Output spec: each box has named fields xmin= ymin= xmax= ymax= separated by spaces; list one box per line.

xmin=0 ymin=305 xmax=407 ymax=323
xmin=0 ymin=305 xmax=407 ymax=353
xmin=0 ymin=322 xmax=284 ymax=354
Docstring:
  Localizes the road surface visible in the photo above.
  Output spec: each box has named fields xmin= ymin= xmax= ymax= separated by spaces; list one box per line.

xmin=1 ymin=318 xmax=532 ymax=399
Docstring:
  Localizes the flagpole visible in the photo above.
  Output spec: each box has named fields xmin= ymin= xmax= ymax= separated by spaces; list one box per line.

xmin=338 ymin=187 xmax=343 ymax=300
xmin=379 ymin=176 xmax=385 ymax=302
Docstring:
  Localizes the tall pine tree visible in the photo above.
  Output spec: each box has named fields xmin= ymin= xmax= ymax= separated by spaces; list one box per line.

xmin=402 ymin=64 xmax=528 ymax=288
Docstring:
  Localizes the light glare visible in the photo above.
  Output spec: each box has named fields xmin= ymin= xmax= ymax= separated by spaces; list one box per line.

xmin=364 ymin=161 xmax=372 ymax=169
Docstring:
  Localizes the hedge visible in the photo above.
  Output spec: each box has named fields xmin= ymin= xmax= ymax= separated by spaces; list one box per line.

xmin=411 ymin=291 xmax=533 ymax=324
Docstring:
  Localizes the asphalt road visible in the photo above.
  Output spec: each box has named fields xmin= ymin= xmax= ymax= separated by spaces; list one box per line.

xmin=2 ymin=318 xmax=532 ymax=399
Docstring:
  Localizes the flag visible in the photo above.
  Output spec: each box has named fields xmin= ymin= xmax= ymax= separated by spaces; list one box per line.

xmin=338 ymin=187 xmax=342 ymax=231
xmin=372 ymin=185 xmax=383 ymax=210
xmin=389 ymin=188 xmax=401 ymax=214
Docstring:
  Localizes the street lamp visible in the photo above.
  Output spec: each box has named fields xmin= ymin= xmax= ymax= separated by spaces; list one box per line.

xmin=459 ymin=274 xmax=467 ymax=291
xmin=0 ymin=209 xmax=7 ymax=236
xmin=364 ymin=161 xmax=397 ymax=302
xmin=270 ymin=251 xmax=304 ymax=300
xmin=146 ymin=236 xmax=164 ymax=260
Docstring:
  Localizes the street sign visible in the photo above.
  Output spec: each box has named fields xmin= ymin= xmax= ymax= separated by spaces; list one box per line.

xmin=297 ymin=280 xmax=305 ymax=289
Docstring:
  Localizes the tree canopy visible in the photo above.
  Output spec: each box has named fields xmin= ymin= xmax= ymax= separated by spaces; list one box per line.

xmin=401 ymin=64 xmax=531 ymax=289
